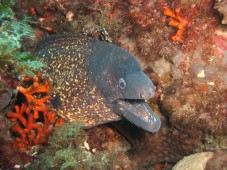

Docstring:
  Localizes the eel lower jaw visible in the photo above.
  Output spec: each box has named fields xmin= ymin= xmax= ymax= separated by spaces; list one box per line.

xmin=113 ymin=99 xmax=161 ymax=133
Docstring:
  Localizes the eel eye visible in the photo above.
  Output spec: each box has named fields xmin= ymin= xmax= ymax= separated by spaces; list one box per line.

xmin=118 ymin=78 xmax=126 ymax=90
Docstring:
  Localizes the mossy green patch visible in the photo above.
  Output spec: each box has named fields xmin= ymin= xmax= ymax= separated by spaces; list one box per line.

xmin=0 ymin=2 xmax=45 ymax=76
xmin=0 ymin=0 xmax=16 ymax=8
xmin=27 ymin=122 xmax=94 ymax=170
xmin=28 ymin=122 xmax=130 ymax=169
xmin=48 ymin=122 xmax=85 ymax=149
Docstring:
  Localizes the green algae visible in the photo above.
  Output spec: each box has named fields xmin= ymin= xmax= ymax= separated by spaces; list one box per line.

xmin=28 ymin=122 xmax=130 ymax=170
xmin=0 ymin=0 xmax=16 ymax=7
xmin=27 ymin=122 xmax=93 ymax=170
xmin=48 ymin=122 xmax=85 ymax=149
xmin=0 ymin=2 xmax=45 ymax=76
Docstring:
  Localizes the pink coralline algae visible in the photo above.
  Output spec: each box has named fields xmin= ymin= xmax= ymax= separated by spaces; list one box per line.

xmin=128 ymin=0 xmax=166 ymax=27
xmin=161 ymin=79 xmax=227 ymax=136
xmin=160 ymin=29 xmax=227 ymax=135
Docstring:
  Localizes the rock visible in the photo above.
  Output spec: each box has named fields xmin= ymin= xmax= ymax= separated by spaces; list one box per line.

xmin=173 ymin=152 xmax=214 ymax=170
xmin=215 ymin=0 xmax=227 ymax=24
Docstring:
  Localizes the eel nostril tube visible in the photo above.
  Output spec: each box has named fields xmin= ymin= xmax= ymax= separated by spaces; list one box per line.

xmin=140 ymin=92 xmax=145 ymax=98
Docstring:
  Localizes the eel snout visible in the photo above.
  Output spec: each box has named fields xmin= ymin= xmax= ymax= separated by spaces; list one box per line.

xmin=114 ymin=71 xmax=161 ymax=133
xmin=137 ymin=73 xmax=156 ymax=100
xmin=121 ymin=71 xmax=156 ymax=100
xmin=139 ymin=84 xmax=156 ymax=100
xmin=115 ymin=99 xmax=161 ymax=133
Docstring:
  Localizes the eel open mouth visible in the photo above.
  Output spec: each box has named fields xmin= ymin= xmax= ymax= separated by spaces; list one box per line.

xmin=113 ymin=99 xmax=161 ymax=133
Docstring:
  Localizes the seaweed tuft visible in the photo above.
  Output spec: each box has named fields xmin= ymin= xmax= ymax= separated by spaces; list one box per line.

xmin=28 ymin=122 xmax=131 ymax=169
xmin=28 ymin=122 xmax=94 ymax=170
xmin=0 ymin=2 xmax=45 ymax=76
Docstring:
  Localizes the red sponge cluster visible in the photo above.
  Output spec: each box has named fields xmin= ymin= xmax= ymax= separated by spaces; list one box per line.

xmin=7 ymin=72 xmax=64 ymax=151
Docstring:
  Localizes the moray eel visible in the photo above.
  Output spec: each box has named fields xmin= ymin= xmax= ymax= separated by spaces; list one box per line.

xmin=35 ymin=34 xmax=161 ymax=133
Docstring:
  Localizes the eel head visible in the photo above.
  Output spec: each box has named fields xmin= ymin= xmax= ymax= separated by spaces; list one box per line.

xmin=112 ymin=70 xmax=161 ymax=133
xmin=92 ymin=50 xmax=161 ymax=133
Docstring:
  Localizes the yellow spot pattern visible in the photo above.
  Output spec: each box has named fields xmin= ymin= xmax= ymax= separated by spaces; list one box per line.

xmin=36 ymin=36 xmax=120 ymax=127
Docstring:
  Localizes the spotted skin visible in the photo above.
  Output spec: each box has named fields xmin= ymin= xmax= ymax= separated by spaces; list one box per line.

xmin=35 ymin=34 xmax=161 ymax=132
xmin=35 ymin=35 xmax=118 ymax=126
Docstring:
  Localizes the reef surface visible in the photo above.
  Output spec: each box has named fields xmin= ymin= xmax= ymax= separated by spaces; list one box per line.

xmin=0 ymin=0 xmax=227 ymax=169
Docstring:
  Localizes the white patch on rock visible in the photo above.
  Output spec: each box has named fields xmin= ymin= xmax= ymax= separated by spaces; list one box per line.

xmin=197 ymin=70 xmax=205 ymax=77
xmin=173 ymin=152 xmax=214 ymax=170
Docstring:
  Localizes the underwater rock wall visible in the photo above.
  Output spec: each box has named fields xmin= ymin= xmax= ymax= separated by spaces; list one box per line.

xmin=0 ymin=0 xmax=227 ymax=169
